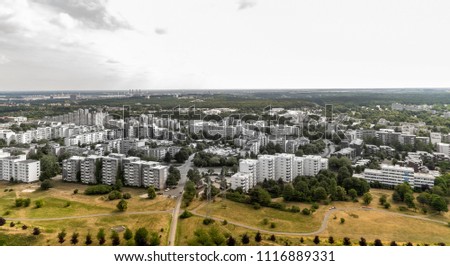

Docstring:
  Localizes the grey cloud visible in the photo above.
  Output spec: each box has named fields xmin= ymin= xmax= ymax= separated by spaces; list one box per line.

xmin=32 ymin=0 xmax=131 ymax=30
xmin=154 ymin=28 xmax=167 ymax=35
xmin=106 ymin=59 xmax=120 ymax=64
xmin=0 ymin=55 xmax=10 ymax=64
xmin=238 ymin=0 xmax=256 ymax=10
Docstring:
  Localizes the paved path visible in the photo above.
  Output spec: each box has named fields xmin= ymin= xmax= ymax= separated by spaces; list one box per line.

xmin=6 ymin=210 xmax=173 ymax=222
xmin=191 ymin=205 xmax=448 ymax=237
xmin=167 ymin=153 xmax=195 ymax=246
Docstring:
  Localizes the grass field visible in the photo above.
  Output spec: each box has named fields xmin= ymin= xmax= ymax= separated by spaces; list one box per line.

xmin=0 ymin=180 xmax=175 ymax=246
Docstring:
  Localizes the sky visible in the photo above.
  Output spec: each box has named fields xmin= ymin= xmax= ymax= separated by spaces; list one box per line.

xmin=1 ymin=0 xmax=450 ymax=91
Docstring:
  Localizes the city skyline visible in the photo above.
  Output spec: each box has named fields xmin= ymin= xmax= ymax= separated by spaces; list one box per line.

xmin=1 ymin=0 xmax=450 ymax=91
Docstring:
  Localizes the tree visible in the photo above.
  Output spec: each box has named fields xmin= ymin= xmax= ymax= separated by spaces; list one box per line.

xmin=111 ymin=231 xmax=120 ymax=246
xmin=313 ymin=236 xmax=320 ymax=245
xmin=85 ymin=232 xmax=93 ymax=245
xmin=24 ymin=198 xmax=31 ymax=207
xmin=97 ymin=228 xmax=106 ymax=245
xmin=175 ymin=149 xmax=189 ymax=163
xmin=383 ymin=202 xmax=391 ymax=209
xmin=70 ymin=232 xmax=79 ymax=245
xmin=362 ymin=192 xmax=373 ymax=205
xmin=0 ymin=217 xmax=6 ymax=226
xmin=35 ymin=200 xmax=44 ymax=208
xmin=148 ymin=232 xmax=160 ymax=246
xmin=343 ymin=237 xmax=351 ymax=246
xmin=226 ymin=236 xmax=236 ymax=246
xmin=328 ymin=236 xmax=335 ymax=244
xmin=359 ymin=237 xmax=367 ymax=246
xmin=124 ymin=228 xmax=133 ymax=241
xmin=340 ymin=218 xmax=345 ymax=224
xmin=348 ymin=189 xmax=358 ymax=200
xmin=32 ymin=227 xmax=41 ymax=235
xmin=390 ymin=241 xmax=398 ymax=246
xmin=374 ymin=239 xmax=383 ymax=246
xmin=269 ymin=235 xmax=276 ymax=242
xmin=134 ymin=227 xmax=149 ymax=246
xmin=249 ymin=187 xmax=272 ymax=206
xmin=57 ymin=230 xmax=67 ymax=244
xmin=40 ymin=179 xmax=53 ymax=190
xmin=379 ymin=195 xmax=387 ymax=205
xmin=430 ymin=194 xmax=448 ymax=213
xmin=147 ymin=186 xmax=156 ymax=199
xmin=241 ymin=233 xmax=250 ymax=245
xmin=255 ymin=232 xmax=262 ymax=242
xmin=164 ymin=152 xmax=172 ymax=163
xmin=313 ymin=186 xmax=328 ymax=201
xmin=116 ymin=199 xmax=128 ymax=212
xmin=404 ymin=193 xmax=416 ymax=209
xmin=39 ymin=154 xmax=61 ymax=181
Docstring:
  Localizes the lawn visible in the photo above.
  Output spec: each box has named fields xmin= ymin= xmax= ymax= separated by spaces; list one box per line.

xmin=0 ymin=180 xmax=175 ymax=246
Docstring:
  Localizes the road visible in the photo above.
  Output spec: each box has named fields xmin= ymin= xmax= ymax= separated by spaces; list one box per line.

xmin=6 ymin=210 xmax=173 ymax=222
xmin=191 ymin=205 xmax=448 ymax=237
xmin=167 ymin=153 xmax=195 ymax=246
xmin=321 ymin=139 xmax=335 ymax=158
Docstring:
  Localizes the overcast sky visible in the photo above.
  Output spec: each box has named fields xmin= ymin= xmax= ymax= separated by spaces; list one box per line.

xmin=1 ymin=0 xmax=450 ymax=91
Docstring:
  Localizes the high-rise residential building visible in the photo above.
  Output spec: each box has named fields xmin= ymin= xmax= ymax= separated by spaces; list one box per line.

xmin=124 ymin=161 xmax=144 ymax=187
xmin=239 ymin=159 xmax=258 ymax=188
xmin=274 ymin=153 xmax=294 ymax=182
xmin=231 ymin=172 xmax=252 ymax=192
xmin=80 ymin=155 xmax=100 ymax=184
xmin=14 ymin=160 xmax=40 ymax=183
xmin=101 ymin=157 xmax=119 ymax=185
xmin=141 ymin=162 xmax=168 ymax=190
xmin=257 ymin=154 xmax=275 ymax=182
xmin=62 ymin=156 xmax=84 ymax=182
xmin=0 ymin=155 xmax=27 ymax=181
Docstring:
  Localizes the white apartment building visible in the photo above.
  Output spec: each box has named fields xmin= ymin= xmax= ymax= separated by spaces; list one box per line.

xmin=0 ymin=155 xmax=27 ymax=181
xmin=80 ymin=155 xmax=100 ymax=184
xmin=231 ymin=172 xmax=252 ymax=192
xmin=430 ymin=132 xmax=442 ymax=145
xmin=274 ymin=153 xmax=294 ymax=182
xmin=148 ymin=147 xmax=167 ymax=160
xmin=14 ymin=160 xmax=40 ymax=183
xmin=62 ymin=156 xmax=84 ymax=182
xmin=360 ymin=164 xmax=435 ymax=188
xmin=257 ymin=154 xmax=275 ymax=182
xmin=239 ymin=159 xmax=258 ymax=188
xmin=101 ymin=157 xmax=119 ymax=185
xmin=301 ymin=155 xmax=329 ymax=176
xmin=437 ymin=143 xmax=450 ymax=157
xmin=141 ymin=162 xmax=168 ymax=190
xmin=124 ymin=161 xmax=144 ymax=187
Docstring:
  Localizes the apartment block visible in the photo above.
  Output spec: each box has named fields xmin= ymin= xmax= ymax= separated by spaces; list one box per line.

xmin=359 ymin=164 xmax=435 ymax=188
xmin=14 ymin=160 xmax=40 ymax=183
xmin=62 ymin=156 xmax=84 ymax=182
xmin=231 ymin=172 xmax=252 ymax=192
xmin=80 ymin=155 xmax=100 ymax=184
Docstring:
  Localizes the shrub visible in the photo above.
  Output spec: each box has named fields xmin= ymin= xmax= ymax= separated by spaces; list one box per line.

xmin=313 ymin=236 xmax=320 ymax=245
xmin=359 ymin=237 xmax=367 ymax=246
xmin=383 ymin=202 xmax=391 ymax=209
xmin=302 ymin=208 xmax=311 ymax=215
xmin=262 ymin=218 xmax=269 ymax=225
xmin=23 ymin=198 xmax=31 ymax=207
xmin=64 ymin=201 xmax=71 ymax=208
xmin=289 ymin=206 xmax=300 ymax=213
xmin=179 ymin=210 xmax=193 ymax=219
xmin=311 ymin=203 xmax=319 ymax=210
xmin=116 ymin=199 xmax=128 ymax=212
xmin=343 ymin=237 xmax=351 ymax=246
xmin=122 ymin=192 xmax=132 ymax=199
xmin=73 ymin=189 xmax=78 ymax=194
xmin=398 ymin=206 xmax=408 ymax=212
xmin=15 ymin=198 xmax=24 ymax=207
xmin=10 ymin=222 xmax=15 ymax=227
xmin=340 ymin=218 xmax=345 ymax=224
xmin=35 ymin=200 xmax=44 ymax=208
xmin=40 ymin=180 xmax=53 ymax=190
xmin=253 ymin=203 xmax=261 ymax=210
xmin=328 ymin=236 xmax=335 ymax=244
xmin=203 ymin=218 xmax=215 ymax=225
xmin=222 ymin=220 xmax=228 ymax=225
xmin=374 ymin=239 xmax=383 ymax=246
xmin=84 ymin=185 xmax=112 ymax=195
xmin=33 ymin=227 xmax=41 ymax=235
xmin=241 ymin=233 xmax=250 ymax=245
xmin=22 ymin=225 xmax=28 ymax=230
xmin=270 ymin=222 xmax=276 ymax=229
xmin=108 ymin=190 xmax=123 ymax=201
xmin=269 ymin=235 xmax=276 ymax=242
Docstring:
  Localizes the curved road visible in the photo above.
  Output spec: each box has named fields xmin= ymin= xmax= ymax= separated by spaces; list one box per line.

xmin=191 ymin=206 xmax=448 ymax=237
xmin=6 ymin=210 xmax=173 ymax=222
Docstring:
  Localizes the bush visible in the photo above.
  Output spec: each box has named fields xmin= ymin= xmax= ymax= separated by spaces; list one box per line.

xmin=374 ymin=239 xmax=383 ymax=246
xmin=73 ymin=189 xmax=78 ymax=194
xmin=270 ymin=222 xmax=276 ymax=229
xmin=313 ymin=236 xmax=320 ymax=245
xmin=241 ymin=233 xmax=250 ymax=245
xmin=179 ymin=210 xmax=193 ymax=219
xmin=222 ymin=220 xmax=228 ymax=225
xmin=289 ymin=206 xmax=300 ymax=213
xmin=343 ymin=237 xmax=351 ymax=246
xmin=116 ymin=199 xmax=128 ymax=212
xmin=10 ymin=222 xmax=15 ymax=227
xmin=24 ymin=198 xmax=31 ymax=207
xmin=122 ymin=192 xmax=132 ymax=199
xmin=302 ymin=208 xmax=311 ymax=215
xmin=15 ymin=198 xmax=24 ymax=207
xmin=22 ymin=225 xmax=28 ymax=230
xmin=311 ymin=203 xmax=320 ymax=210
xmin=33 ymin=227 xmax=41 ymax=235
xmin=108 ymin=190 xmax=123 ymax=201
xmin=328 ymin=236 xmax=335 ymax=244
xmin=35 ymin=200 xmax=44 ymax=208
xmin=340 ymin=218 xmax=345 ymax=224
xmin=268 ymin=202 xmax=286 ymax=211
xmin=383 ymin=202 xmax=391 ymax=209
xmin=269 ymin=235 xmax=276 ymax=242
xmin=203 ymin=218 xmax=215 ymax=225
xmin=40 ymin=179 xmax=53 ymax=190
xmin=398 ymin=206 xmax=408 ymax=212
xmin=64 ymin=201 xmax=71 ymax=208
xmin=84 ymin=185 xmax=112 ymax=195
xmin=253 ymin=203 xmax=261 ymax=210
